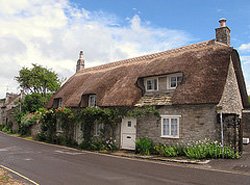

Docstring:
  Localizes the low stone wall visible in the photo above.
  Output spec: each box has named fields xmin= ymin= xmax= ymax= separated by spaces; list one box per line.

xmin=31 ymin=122 xmax=41 ymax=138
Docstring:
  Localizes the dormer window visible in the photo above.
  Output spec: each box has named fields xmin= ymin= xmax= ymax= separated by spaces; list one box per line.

xmin=145 ymin=78 xmax=158 ymax=91
xmin=53 ymin=98 xmax=62 ymax=108
xmin=168 ymin=74 xmax=182 ymax=89
xmin=88 ymin=95 xmax=96 ymax=107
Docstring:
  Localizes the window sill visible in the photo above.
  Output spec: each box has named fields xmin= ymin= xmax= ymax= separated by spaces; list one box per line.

xmin=160 ymin=135 xmax=179 ymax=139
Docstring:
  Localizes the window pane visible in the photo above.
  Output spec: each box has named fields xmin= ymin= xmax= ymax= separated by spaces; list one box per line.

xmin=163 ymin=118 xmax=169 ymax=136
xmin=171 ymin=118 xmax=178 ymax=136
xmin=177 ymin=76 xmax=182 ymax=85
xmin=170 ymin=77 xmax=177 ymax=87
xmin=154 ymin=79 xmax=157 ymax=90
xmin=89 ymin=95 xmax=96 ymax=106
xmin=147 ymin=80 xmax=152 ymax=90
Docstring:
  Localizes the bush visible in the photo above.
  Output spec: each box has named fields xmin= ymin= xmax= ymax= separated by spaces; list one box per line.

xmin=80 ymin=136 xmax=117 ymax=152
xmin=0 ymin=124 xmax=4 ymax=131
xmin=136 ymin=137 xmax=154 ymax=155
xmin=1 ymin=126 xmax=13 ymax=134
xmin=155 ymin=144 xmax=184 ymax=157
xmin=19 ymin=112 xmax=40 ymax=136
xmin=184 ymin=140 xmax=239 ymax=159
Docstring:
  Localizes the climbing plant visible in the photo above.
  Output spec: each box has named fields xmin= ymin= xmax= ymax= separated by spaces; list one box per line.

xmin=76 ymin=106 xmax=159 ymax=150
xmin=55 ymin=107 xmax=78 ymax=147
xmin=38 ymin=109 xmax=57 ymax=143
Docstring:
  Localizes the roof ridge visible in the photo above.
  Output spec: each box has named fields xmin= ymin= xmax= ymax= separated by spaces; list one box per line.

xmin=77 ymin=40 xmax=216 ymax=74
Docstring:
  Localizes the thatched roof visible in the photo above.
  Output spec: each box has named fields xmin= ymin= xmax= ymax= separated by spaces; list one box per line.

xmin=48 ymin=40 xmax=249 ymax=108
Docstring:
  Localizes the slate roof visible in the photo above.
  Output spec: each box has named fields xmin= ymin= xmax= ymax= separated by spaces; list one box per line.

xmin=48 ymin=40 xmax=249 ymax=108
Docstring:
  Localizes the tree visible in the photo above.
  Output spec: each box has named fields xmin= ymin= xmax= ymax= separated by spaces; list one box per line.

xmin=15 ymin=64 xmax=61 ymax=96
xmin=22 ymin=93 xmax=51 ymax=113
xmin=248 ymin=96 xmax=250 ymax=104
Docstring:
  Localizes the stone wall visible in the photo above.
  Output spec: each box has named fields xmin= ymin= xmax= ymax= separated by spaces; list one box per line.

xmin=218 ymin=60 xmax=243 ymax=117
xmin=137 ymin=104 xmax=219 ymax=145
xmin=31 ymin=122 xmax=41 ymax=139
xmin=242 ymin=112 xmax=250 ymax=137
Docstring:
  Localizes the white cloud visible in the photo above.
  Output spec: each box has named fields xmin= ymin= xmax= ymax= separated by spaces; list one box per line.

xmin=241 ymin=56 xmax=250 ymax=95
xmin=0 ymin=0 xmax=193 ymax=98
xmin=239 ymin=43 xmax=250 ymax=53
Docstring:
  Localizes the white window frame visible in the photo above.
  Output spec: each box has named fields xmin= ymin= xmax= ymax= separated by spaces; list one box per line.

xmin=160 ymin=115 xmax=181 ymax=138
xmin=88 ymin=95 xmax=96 ymax=107
xmin=94 ymin=122 xmax=104 ymax=136
xmin=56 ymin=120 xmax=63 ymax=133
xmin=167 ymin=74 xmax=182 ymax=89
xmin=145 ymin=78 xmax=158 ymax=92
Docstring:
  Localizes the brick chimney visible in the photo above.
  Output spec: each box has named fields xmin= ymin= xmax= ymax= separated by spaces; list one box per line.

xmin=215 ymin=18 xmax=230 ymax=46
xmin=76 ymin=51 xmax=85 ymax=72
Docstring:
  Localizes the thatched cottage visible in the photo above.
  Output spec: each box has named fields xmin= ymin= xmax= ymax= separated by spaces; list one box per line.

xmin=48 ymin=19 xmax=249 ymax=150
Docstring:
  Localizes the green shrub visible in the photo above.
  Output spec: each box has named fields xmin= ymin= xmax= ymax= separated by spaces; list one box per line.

xmin=136 ymin=137 xmax=154 ymax=155
xmin=184 ymin=140 xmax=239 ymax=159
xmin=155 ymin=144 xmax=181 ymax=157
xmin=2 ymin=126 xmax=13 ymax=134
xmin=0 ymin=124 xmax=4 ymax=131
xmin=19 ymin=112 xmax=41 ymax=136
xmin=80 ymin=136 xmax=117 ymax=152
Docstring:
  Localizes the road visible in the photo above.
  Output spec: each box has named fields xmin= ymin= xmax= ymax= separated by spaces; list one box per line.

xmin=0 ymin=132 xmax=250 ymax=185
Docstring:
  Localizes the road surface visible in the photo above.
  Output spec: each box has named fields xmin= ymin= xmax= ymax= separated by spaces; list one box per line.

xmin=0 ymin=132 xmax=250 ymax=185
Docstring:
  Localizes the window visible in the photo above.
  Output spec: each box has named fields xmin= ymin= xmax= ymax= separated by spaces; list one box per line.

xmin=58 ymin=99 xmax=62 ymax=107
xmin=88 ymin=95 xmax=96 ymax=107
xmin=161 ymin=115 xmax=180 ymax=138
xmin=53 ymin=98 xmax=62 ymax=108
xmin=127 ymin=121 xmax=132 ymax=127
xmin=94 ymin=122 xmax=104 ymax=136
xmin=145 ymin=78 xmax=158 ymax=91
xmin=168 ymin=75 xmax=182 ymax=89
xmin=56 ymin=121 xmax=63 ymax=133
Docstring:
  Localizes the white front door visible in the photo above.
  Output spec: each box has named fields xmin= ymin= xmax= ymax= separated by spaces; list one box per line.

xmin=121 ymin=117 xmax=136 ymax=150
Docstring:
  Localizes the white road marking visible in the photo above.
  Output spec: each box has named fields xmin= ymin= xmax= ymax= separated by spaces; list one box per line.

xmin=0 ymin=164 xmax=39 ymax=185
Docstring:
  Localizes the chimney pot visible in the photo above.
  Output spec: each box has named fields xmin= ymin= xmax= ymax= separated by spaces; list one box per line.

xmin=79 ymin=51 xmax=84 ymax=59
xmin=76 ymin=50 xmax=85 ymax=72
xmin=219 ymin=18 xmax=227 ymax=27
xmin=215 ymin=18 xmax=230 ymax=46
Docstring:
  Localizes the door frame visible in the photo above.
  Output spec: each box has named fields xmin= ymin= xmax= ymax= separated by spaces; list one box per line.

xmin=120 ymin=117 xmax=137 ymax=150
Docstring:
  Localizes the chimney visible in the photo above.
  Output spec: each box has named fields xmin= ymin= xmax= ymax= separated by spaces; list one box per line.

xmin=215 ymin=18 xmax=230 ymax=46
xmin=76 ymin=51 xmax=85 ymax=72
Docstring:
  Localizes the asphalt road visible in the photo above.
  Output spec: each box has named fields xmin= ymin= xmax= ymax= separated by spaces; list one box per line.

xmin=0 ymin=132 xmax=250 ymax=185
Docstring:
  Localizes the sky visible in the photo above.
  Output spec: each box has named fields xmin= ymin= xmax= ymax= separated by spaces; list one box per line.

xmin=0 ymin=0 xmax=250 ymax=98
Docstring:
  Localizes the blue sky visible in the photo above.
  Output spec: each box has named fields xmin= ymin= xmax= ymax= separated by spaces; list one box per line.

xmin=0 ymin=0 xmax=249 ymax=98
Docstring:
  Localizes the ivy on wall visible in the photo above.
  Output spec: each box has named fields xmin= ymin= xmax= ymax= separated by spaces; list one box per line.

xmin=37 ymin=106 xmax=159 ymax=150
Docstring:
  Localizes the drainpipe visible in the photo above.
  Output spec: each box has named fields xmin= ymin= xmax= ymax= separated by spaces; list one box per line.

xmin=217 ymin=106 xmax=224 ymax=158
xmin=220 ymin=111 xmax=224 ymax=158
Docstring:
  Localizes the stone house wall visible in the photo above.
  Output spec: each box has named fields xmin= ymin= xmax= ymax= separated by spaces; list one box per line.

xmin=218 ymin=59 xmax=243 ymax=117
xmin=136 ymin=104 xmax=219 ymax=145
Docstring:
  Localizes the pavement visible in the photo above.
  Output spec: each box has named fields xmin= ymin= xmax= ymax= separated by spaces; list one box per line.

xmin=1 ymin=132 xmax=250 ymax=185
xmin=207 ymin=144 xmax=250 ymax=175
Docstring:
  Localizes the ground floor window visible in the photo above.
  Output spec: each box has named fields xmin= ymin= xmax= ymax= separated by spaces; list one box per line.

xmin=161 ymin=115 xmax=180 ymax=138
xmin=94 ymin=122 xmax=104 ymax=136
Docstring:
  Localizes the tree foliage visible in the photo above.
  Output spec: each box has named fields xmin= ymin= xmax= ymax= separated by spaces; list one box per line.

xmin=15 ymin=64 xmax=61 ymax=95
xmin=22 ymin=93 xmax=51 ymax=113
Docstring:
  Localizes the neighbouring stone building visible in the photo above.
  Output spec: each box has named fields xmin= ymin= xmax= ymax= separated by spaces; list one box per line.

xmin=0 ymin=93 xmax=22 ymax=132
xmin=48 ymin=19 xmax=249 ymax=151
